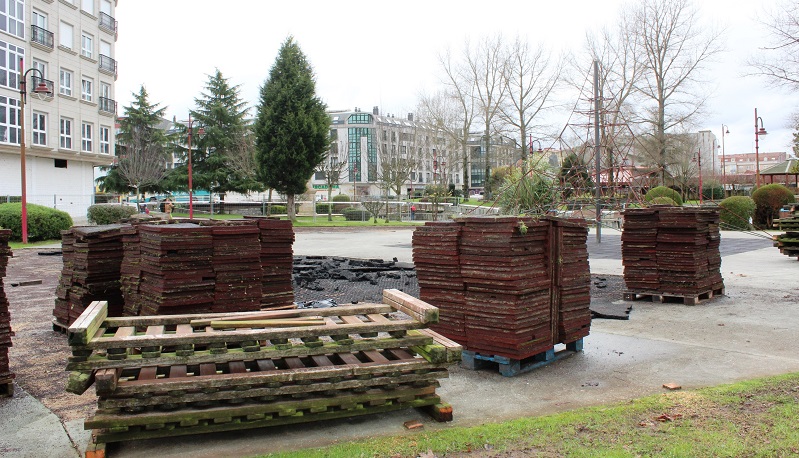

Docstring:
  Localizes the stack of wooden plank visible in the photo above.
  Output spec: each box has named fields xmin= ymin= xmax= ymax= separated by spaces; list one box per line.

xmin=622 ymin=207 xmax=724 ymax=304
xmin=66 ymin=289 xmax=458 ymax=450
xmin=411 ymin=221 xmax=466 ymax=342
xmin=412 ymin=216 xmax=591 ymax=363
xmin=246 ymin=217 xmax=295 ymax=309
xmin=774 ymin=212 xmax=799 ymax=260
xmin=53 ymin=225 xmax=125 ymax=327
xmin=137 ymin=224 xmax=216 ymax=315
xmin=206 ymin=221 xmax=263 ymax=313
xmin=120 ymin=224 xmax=144 ymax=316
xmin=0 ymin=229 xmax=13 ymax=395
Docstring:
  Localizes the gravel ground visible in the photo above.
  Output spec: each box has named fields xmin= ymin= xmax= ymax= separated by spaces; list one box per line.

xmin=3 ymin=249 xmax=627 ymax=425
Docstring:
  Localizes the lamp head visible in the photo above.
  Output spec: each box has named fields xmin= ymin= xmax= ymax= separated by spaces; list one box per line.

xmin=33 ymin=81 xmax=51 ymax=94
xmin=758 ymin=127 xmax=768 ymax=136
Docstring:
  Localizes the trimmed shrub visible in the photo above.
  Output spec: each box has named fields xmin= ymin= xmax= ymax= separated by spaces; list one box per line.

xmin=342 ymin=207 xmax=369 ymax=221
xmin=331 ymin=194 xmax=350 ymax=202
xmin=702 ymin=182 xmax=725 ymax=200
xmin=647 ymin=197 xmax=678 ymax=206
xmin=751 ymin=184 xmax=795 ymax=228
xmin=267 ymin=205 xmax=287 ymax=215
xmin=87 ymin=204 xmax=137 ymax=224
xmin=330 ymin=194 xmax=351 ymax=213
xmin=644 ymin=186 xmax=683 ymax=206
xmin=719 ymin=196 xmax=755 ymax=230
xmin=0 ymin=203 xmax=73 ymax=242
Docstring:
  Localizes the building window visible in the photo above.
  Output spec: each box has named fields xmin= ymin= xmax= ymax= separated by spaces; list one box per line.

xmin=347 ymin=113 xmax=372 ymax=124
xmin=59 ymin=69 xmax=73 ymax=96
xmin=54 ymin=159 xmax=68 ymax=168
xmin=0 ymin=40 xmax=22 ymax=90
xmin=0 ymin=0 xmax=24 ymax=39
xmin=81 ymin=32 xmax=93 ymax=59
xmin=33 ymin=60 xmax=46 ymax=80
xmin=60 ymin=117 xmax=73 ymax=149
xmin=99 ymin=125 xmax=110 ymax=154
xmin=32 ymin=112 xmax=46 ymax=146
xmin=81 ymin=77 xmax=93 ymax=102
xmin=59 ymin=22 xmax=74 ymax=49
xmin=81 ymin=0 xmax=94 ymax=15
xmin=0 ymin=95 xmax=19 ymax=145
xmin=81 ymin=122 xmax=92 ymax=151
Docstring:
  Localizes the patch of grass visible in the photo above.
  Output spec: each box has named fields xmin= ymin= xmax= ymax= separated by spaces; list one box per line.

xmin=9 ymin=239 xmax=61 ymax=249
xmin=257 ymin=373 xmax=799 ymax=458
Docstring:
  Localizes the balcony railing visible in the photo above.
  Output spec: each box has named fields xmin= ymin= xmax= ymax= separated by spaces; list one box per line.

xmin=99 ymin=12 xmax=117 ymax=36
xmin=98 ymin=96 xmax=116 ymax=114
xmin=31 ymin=25 xmax=54 ymax=49
xmin=31 ymin=76 xmax=55 ymax=96
xmin=99 ymin=54 xmax=117 ymax=77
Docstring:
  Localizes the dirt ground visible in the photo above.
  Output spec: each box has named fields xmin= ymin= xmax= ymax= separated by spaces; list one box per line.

xmin=3 ymin=247 xmax=625 ymax=424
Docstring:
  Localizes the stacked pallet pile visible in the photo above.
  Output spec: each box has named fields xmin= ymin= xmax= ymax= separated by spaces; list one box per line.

xmin=66 ymin=290 xmax=459 ymax=451
xmin=412 ymin=216 xmax=591 ymax=364
xmin=622 ymin=207 xmax=724 ymax=304
xmin=0 ymin=229 xmax=13 ymax=396
xmin=53 ymin=225 xmax=125 ymax=328
xmin=774 ymin=211 xmax=799 ymax=260
xmin=119 ymin=224 xmax=144 ymax=316
xmin=412 ymin=221 xmax=465 ymax=342
xmin=245 ymin=217 xmax=296 ymax=309
xmin=138 ymin=224 xmax=216 ymax=315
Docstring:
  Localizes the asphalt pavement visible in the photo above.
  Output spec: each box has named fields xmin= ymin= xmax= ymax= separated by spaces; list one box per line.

xmin=2 ymin=227 xmax=797 ymax=458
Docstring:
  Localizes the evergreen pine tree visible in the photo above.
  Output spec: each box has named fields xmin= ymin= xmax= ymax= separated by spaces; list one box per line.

xmin=255 ymin=36 xmax=329 ymax=220
xmin=181 ymin=69 xmax=262 ymax=199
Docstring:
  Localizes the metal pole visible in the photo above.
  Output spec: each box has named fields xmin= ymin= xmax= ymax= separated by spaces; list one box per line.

xmin=755 ymin=108 xmax=760 ymax=188
xmin=188 ymin=115 xmax=194 ymax=219
xmin=594 ymin=60 xmax=601 ymax=243
xmin=698 ymin=148 xmax=703 ymax=205
xmin=19 ymin=57 xmax=27 ymax=243
xmin=721 ymin=125 xmax=727 ymax=197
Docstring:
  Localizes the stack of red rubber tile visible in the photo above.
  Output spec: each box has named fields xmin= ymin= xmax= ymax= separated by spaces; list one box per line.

xmin=622 ymin=207 xmax=723 ymax=295
xmin=412 ymin=216 xmax=591 ymax=360
xmin=412 ymin=221 xmax=466 ymax=342
xmin=53 ymin=225 xmax=125 ymax=326
xmin=0 ymin=229 xmax=14 ymax=392
xmin=245 ymin=217 xmax=295 ymax=309
xmin=120 ymin=224 xmax=144 ymax=316
xmin=137 ymin=224 xmax=216 ymax=315
xmin=205 ymin=220 xmax=263 ymax=313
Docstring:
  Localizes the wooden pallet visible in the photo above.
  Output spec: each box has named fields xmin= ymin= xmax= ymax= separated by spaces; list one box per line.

xmin=461 ymin=339 xmax=583 ymax=377
xmin=623 ymin=287 xmax=725 ymax=305
xmin=67 ymin=290 xmax=458 ymax=455
xmin=52 ymin=319 xmax=69 ymax=334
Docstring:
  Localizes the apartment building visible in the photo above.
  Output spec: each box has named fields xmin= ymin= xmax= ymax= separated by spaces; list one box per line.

xmin=0 ymin=0 xmax=117 ymax=217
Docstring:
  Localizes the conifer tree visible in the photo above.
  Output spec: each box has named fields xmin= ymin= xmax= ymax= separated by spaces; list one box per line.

xmin=255 ymin=36 xmax=329 ymax=220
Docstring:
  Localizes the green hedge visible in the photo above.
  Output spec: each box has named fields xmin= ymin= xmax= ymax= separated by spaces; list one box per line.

xmin=87 ymin=204 xmax=137 ymax=224
xmin=0 ymin=203 xmax=73 ymax=242
xmin=342 ymin=207 xmax=369 ymax=221
xmin=644 ymin=186 xmax=683 ymax=206
xmin=719 ymin=196 xmax=755 ymax=230
xmin=751 ymin=184 xmax=795 ymax=228
xmin=647 ymin=196 xmax=678 ymax=206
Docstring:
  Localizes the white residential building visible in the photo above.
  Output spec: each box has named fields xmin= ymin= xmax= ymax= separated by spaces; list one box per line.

xmin=0 ymin=0 xmax=117 ymax=217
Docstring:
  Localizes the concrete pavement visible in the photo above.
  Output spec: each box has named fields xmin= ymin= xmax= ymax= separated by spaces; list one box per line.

xmin=2 ymin=227 xmax=798 ymax=457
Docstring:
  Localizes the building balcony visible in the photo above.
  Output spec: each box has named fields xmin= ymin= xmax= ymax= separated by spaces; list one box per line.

xmin=31 ymin=25 xmax=54 ymax=50
xmin=99 ymin=12 xmax=118 ymax=39
xmin=98 ymin=96 xmax=116 ymax=115
xmin=99 ymin=54 xmax=117 ymax=78
xmin=31 ymin=76 xmax=55 ymax=96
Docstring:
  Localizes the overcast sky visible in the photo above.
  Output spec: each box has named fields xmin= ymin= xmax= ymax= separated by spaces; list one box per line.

xmin=116 ymin=0 xmax=796 ymax=157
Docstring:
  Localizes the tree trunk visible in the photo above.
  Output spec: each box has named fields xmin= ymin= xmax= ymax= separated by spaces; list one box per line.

xmin=267 ymin=189 xmax=273 ymax=216
xmin=326 ymin=188 xmax=333 ymax=222
xmin=287 ymin=194 xmax=296 ymax=221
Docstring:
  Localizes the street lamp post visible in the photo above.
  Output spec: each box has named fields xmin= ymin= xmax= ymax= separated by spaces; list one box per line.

xmin=721 ymin=124 xmax=729 ymax=197
xmin=184 ymin=115 xmax=204 ymax=219
xmin=697 ymin=148 xmax=703 ymax=205
xmin=18 ymin=58 xmax=53 ymax=244
xmin=754 ymin=108 xmax=768 ymax=188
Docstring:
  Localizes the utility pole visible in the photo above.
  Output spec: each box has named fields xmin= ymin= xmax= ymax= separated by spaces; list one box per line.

xmin=594 ymin=60 xmax=602 ymax=243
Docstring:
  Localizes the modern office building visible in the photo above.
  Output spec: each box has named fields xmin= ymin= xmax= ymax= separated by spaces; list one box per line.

xmin=0 ymin=0 xmax=117 ymax=217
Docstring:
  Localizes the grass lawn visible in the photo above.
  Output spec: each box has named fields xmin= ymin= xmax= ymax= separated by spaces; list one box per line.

xmin=258 ymin=372 xmax=799 ymax=457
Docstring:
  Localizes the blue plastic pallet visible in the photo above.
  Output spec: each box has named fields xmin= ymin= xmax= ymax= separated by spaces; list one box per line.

xmin=461 ymin=339 xmax=583 ymax=377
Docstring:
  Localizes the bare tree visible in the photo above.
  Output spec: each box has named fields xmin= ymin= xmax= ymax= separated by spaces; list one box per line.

xmin=749 ymin=1 xmax=799 ymax=89
xmin=417 ymin=91 xmax=470 ymax=194
xmin=501 ymin=36 xmax=563 ymax=161
xmin=631 ymin=0 xmax=724 ymax=185
xmin=225 ymin=129 xmax=258 ymax=181
xmin=466 ymin=35 xmax=509 ymax=196
xmin=375 ymin=120 xmax=420 ymax=221
xmin=117 ymin=127 xmax=171 ymax=202
xmin=317 ymin=140 xmax=347 ymax=221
